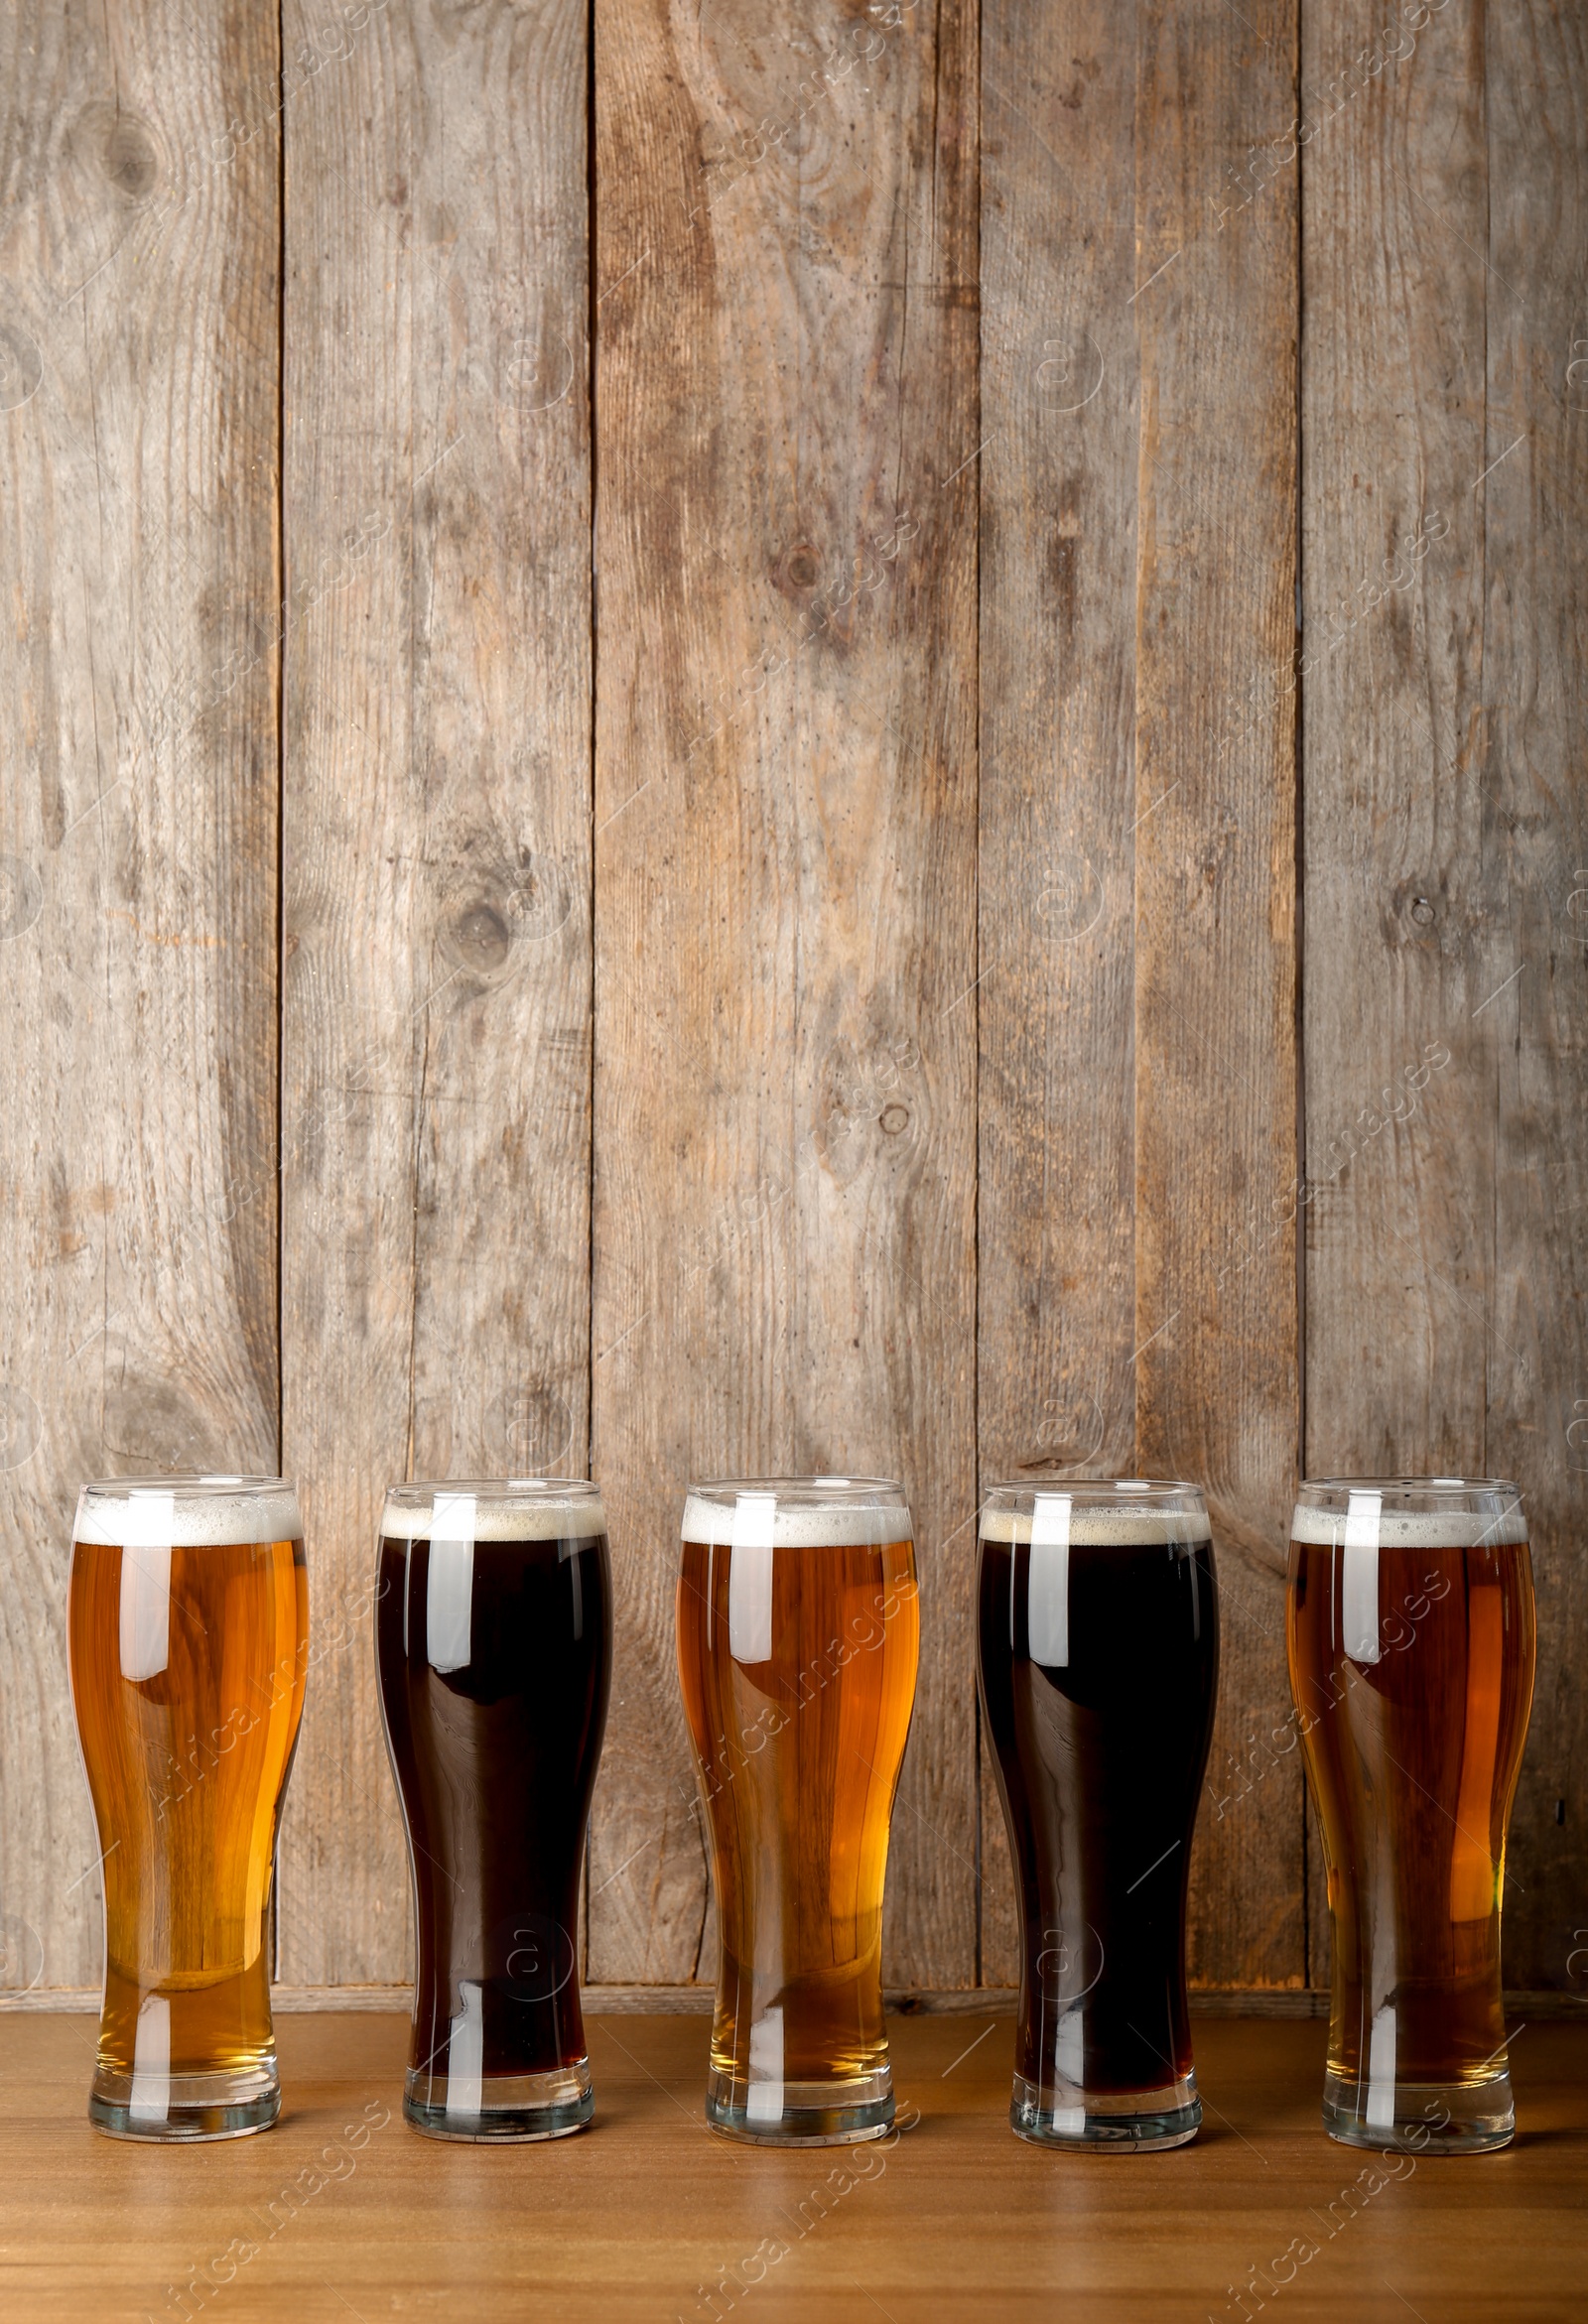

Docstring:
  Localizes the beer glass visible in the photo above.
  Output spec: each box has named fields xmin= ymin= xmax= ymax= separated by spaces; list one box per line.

xmin=68 ymin=1476 xmax=308 ymax=2140
xmin=376 ymin=1480 xmax=611 ymax=2138
xmin=978 ymin=1479 xmax=1219 ymax=2148
xmin=1287 ymin=1478 xmax=1535 ymax=2152
xmin=677 ymin=1477 xmax=919 ymax=2144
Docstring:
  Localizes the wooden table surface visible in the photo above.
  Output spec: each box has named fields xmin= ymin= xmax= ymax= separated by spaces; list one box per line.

xmin=2 ymin=2011 xmax=1582 ymax=2322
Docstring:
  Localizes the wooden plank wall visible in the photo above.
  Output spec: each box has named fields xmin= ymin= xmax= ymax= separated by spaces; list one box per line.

xmin=0 ymin=0 xmax=1582 ymax=2001
xmin=1301 ymin=0 xmax=1588 ymax=1992
xmin=276 ymin=0 xmax=593 ymax=1985
xmin=589 ymin=0 xmax=979 ymax=1989
xmin=0 ymin=0 xmax=282 ymax=1991
xmin=978 ymin=0 xmax=1304 ymax=1993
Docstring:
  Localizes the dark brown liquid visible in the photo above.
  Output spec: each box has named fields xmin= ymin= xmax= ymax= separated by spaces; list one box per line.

xmin=376 ymin=1530 xmax=610 ymax=2085
xmin=68 ymin=1535 xmax=307 ymax=2088
xmin=978 ymin=1532 xmax=1218 ymax=2097
xmin=1287 ymin=1533 xmax=1535 ymax=2086
xmin=676 ymin=1537 xmax=918 ymax=2096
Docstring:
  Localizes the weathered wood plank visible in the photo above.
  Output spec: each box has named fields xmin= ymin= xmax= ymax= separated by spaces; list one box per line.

xmin=590 ymin=0 xmax=980 ymax=1988
xmin=1481 ymin=1 xmax=1588 ymax=1991
xmin=1300 ymin=3 xmax=1492 ymax=1482
xmin=0 ymin=0 xmax=281 ymax=1992
xmin=1133 ymin=0 xmax=1303 ymax=1988
xmin=1299 ymin=0 xmax=1495 ymax=1989
xmin=277 ymin=0 xmax=592 ymax=1985
xmin=976 ymin=0 xmax=1140 ymax=1988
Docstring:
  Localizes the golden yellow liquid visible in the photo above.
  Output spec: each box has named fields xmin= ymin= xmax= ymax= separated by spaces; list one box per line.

xmin=677 ymin=1537 xmax=918 ymax=2096
xmin=68 ymin=1535 xmax=308 ymax=2088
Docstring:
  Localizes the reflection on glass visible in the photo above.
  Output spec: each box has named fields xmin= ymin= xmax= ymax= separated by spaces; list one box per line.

xmin=1287 ymin=1477 xmax=1535 ymax=2152
xmin=677 ymin=1478 xmax=919 ymax=2145
xmin=69 ymin=1476 xmax=309 ymax=2140
xmin=978 ymin=1479 xmax=1218 ymax=2148
xmin=376 ymin=1479 xmax=611 ymax=2139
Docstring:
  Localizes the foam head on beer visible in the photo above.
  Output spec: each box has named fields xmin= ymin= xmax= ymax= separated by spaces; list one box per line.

xmin=681 ymin=1483 xmax=910 ymax=1548
xmin=73 ymin=1476 xmax=303 ymax=1546
xmin=1287 ymin=1492 xmax=1527 ymax=1546
xmin=977 ymin=1482 xmax=1213 ymax=1549
xmin=379 ymin=1480 xmax=608 ymax=1541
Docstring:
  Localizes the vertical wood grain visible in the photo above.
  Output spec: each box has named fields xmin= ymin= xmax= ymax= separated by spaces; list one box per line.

xmin=976 ymin=0 xmax=1140 ymax=1987
xmin=1301 ymin=0 xmax=1492 ymax=1475
xmin=0 ymin=1 xmax=280 ymax=1991
xmin=590 ymin=0 xmax=980 ymax=1988
xmin=1133 ymin=0 xmax=1304 ymax=1988
xmin=1299 ymin=0 xmax=1497 ymax=1988
xmin=1479 ymin=2 xmax=1588 ymax=1991
xmin=278 ymin=0 xmax=592 ymax=1984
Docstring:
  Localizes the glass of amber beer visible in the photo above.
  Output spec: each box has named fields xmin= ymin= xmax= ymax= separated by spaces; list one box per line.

xmin=978 ymin=1479 xmax=1219 ymax=2147
xmin=678 ymin=1478 xmax=919 ymax=2143
xmin=376 ymin=1480 xmax=611 ymax=2139
xmin=68 ymin=1476 xmax=308 ymax=2140
xmin=1287 ymin=1479 xmax=1535 ymax=2151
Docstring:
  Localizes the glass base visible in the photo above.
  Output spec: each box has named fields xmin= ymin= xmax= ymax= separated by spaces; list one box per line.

xmin=403 ymin=2058 xmax=594 ymax=2141
xmin=705 ymin=2064 xmax=894 ymax=2146
xmin=89 ymin=2065 xmax=280 ymax=2143
xmin=1321 ymin=2069 xmax=1515 ymax=2154
xmin=1011 ymin=2071 xmax=1202 ymax=2151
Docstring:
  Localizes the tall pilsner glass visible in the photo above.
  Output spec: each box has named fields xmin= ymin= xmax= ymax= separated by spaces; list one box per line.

xmin=1287 ymin=1478 xmax=1535 ymax=2152
xmin=678 ymin=1478 xmax=919 ymax=2144
xmin=376 ymin=1479 xmax=612 ymax=2138
xmin=978 ymin=1478 xmax=1219 ymax=2148
xmin=68 ymin=1476 xmax=308 ymax=2140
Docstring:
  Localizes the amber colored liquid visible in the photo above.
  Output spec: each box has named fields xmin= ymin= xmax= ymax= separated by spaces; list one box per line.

xmin=1287 ymin=1536 xmax=1535 ymax=2086
xmin=677 ymin=1538 xmax=918 ymax=2095
xmin=68 ymin=1536 xmax=308 ymax=2086
xmin=978 ymin=1534 xmax=1219 ymax=2097
xmin=375 ymin=1532 xmax=611 ymax=2084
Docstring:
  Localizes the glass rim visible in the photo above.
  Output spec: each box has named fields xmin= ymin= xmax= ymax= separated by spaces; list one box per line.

xmin=1296 ymin=1475 xmax=1522 ymax=1500
xmin=384 ymin=1476 xmax=601 ymax=1501
xmin=77 ymin=1473 xmax=292 ymax=1497
xmin=984 ymin=1475 xmax=1204 ymax=1501
xmin=685 ymin=1474 xmax=905 ymax=1502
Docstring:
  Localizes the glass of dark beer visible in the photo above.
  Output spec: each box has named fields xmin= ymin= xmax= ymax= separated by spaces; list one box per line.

xmin=376 ymin=1479 xmax=611 ymax=2139
xmin=1287 ymin=1478 xmax=1535 ymax=2152
xmin=978 ymin=1478 xmax=1219 ymax=2148
xmin=68 ymin=1476 xmax=309 ymax=2139
xmin=677 ymin=1478 xmax=919 ymax=2144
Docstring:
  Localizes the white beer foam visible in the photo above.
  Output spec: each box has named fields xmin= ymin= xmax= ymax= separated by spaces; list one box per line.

xmin=74 ymin=1484 xmax=302 ymax=1548
xmin=980 ymin=1504 xmax=1211 ymax=1547
xmin=1290 ymin=1503 xmax=1526 ymax=1548
xmin=380 ymin=1488 xmax=607 ymax=1542
xmin=681 ymin=1492 xmax=912 ymax=1548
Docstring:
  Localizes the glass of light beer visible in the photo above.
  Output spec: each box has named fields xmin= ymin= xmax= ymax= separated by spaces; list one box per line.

xmin=1287 ymin=1478 xmax=1535 ymax=2151
xmin=68 ymin=1476 xmax=308 ymax=2140
xmin=376 ymin=1480 xmax=611 ymax=2138
xmin=677 ymin=1477 xmax=919 ymax=2143
xmin=978 ymin=1479 xmax=1219 ymax=2147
